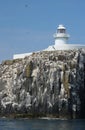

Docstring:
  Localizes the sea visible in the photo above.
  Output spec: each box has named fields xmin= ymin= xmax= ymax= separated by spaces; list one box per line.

xmin=0 ymin=118 xmax=85 ymax=130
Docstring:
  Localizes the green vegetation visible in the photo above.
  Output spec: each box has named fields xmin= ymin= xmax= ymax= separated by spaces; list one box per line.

xmin=25 ymin=61 xmax=33 ymax=78
xmin=62 ymin=71 xmax=69 ymax=97
xmin=2 ymin=60 xmax=14 ymax=65
xmin=2 ymin=59 xmax=22 ymax=65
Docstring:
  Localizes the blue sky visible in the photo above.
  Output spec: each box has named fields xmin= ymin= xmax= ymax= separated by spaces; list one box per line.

xmin=0 ymin=0 xmax=85 ymax=62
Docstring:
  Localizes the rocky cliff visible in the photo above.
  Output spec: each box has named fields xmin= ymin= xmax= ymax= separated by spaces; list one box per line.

xmin=0 ymin=49 xmax=85 ymax=119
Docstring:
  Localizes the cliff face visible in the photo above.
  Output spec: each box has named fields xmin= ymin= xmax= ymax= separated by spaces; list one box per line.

xmin=0 ymin=49 xmax=85 ymax=119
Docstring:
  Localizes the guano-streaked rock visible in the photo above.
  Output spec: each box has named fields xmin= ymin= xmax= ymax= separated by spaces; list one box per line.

xmin=0 ymin=49 xmax=85 ymax=119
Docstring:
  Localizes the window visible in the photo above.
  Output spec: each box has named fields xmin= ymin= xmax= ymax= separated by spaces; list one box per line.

xmin=57 ymin=29 xmax=65 ymax=33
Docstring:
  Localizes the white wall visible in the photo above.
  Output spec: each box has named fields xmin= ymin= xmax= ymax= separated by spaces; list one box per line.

xmin=13 ymin=52 xmax=32 ymax=59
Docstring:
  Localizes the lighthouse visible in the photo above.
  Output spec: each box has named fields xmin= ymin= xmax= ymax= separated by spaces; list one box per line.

xmin=44 ymin=24 xmax=72 ymax=51
xmin=51 ymin=24 xmax=85 ymax=50
xmin=53 ymin=24 xmax=69 ymax=45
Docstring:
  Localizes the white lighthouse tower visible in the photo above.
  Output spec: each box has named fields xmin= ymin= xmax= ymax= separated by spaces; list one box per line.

xmin=53 ymin=24 xmax=71 ymax=50
xmin=53 ymin=24 xmax=69 ymax=45
xmin=45 ymin=24 xmax=71 ymax=51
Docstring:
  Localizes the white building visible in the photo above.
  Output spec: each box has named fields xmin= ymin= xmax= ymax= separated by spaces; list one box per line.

xmin=45 ymin=24 xmax=85 ymax=51
xmin=13 ymin=24 xmax=85 ymax=59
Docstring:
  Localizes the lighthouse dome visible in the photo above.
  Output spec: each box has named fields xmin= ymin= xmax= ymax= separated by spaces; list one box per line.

xmin=57 ymin=24 xmax=66 ymax=30
xmin=57 ymin=24 xmax=66 ymax=34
